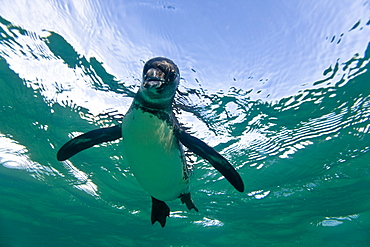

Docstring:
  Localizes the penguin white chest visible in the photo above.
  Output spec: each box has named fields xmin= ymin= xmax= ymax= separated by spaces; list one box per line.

xmin=121 ymin=109 xmax=188 ymax=201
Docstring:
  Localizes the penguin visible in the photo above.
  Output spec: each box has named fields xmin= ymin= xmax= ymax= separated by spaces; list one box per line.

xmin=57 ymin=57 xmax=244 ymax=227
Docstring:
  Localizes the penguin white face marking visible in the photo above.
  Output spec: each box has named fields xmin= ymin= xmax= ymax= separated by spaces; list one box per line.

xmin=137 ymin=57 xmax=180 ymax=109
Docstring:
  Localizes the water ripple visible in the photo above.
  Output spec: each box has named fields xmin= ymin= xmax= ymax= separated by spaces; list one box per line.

xmin=0 ymin=12 xmax=369 ymax=236
xmin=182 ymin=43 xmax=370 ymax=193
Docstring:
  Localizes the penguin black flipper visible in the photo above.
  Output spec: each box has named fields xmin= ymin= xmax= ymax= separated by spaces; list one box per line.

xmin=57 ymin=125 xmax=122 ymax=161
xmin=177 ymin=129 xmax=244 ymax=192
xmin=151 ymin=197 xmax=170 ymax=228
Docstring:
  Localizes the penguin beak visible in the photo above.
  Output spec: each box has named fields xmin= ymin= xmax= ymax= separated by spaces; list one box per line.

xmin=143 ymin=79 xmax=165 ymax=89
xmin=143 ymin=68 xmax=166 ymax=90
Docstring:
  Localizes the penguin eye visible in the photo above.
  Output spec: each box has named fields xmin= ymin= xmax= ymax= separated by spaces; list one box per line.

xmin=167 ymin=70 xmax=177 ymax=82
xmin=156 ymin=64 xmax=177 ymax=82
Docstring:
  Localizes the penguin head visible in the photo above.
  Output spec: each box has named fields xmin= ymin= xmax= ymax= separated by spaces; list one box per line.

xmin=137 ymin=57 xmax=180 ymax=109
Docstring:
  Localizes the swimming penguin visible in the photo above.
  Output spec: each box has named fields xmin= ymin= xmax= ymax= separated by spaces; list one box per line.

xmin=57 ymin=57 xmax=244 ymax=227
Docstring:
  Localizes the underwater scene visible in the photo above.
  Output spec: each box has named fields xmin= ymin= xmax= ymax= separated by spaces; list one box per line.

xmin=0 ymin=0 xmax=369 ymax=246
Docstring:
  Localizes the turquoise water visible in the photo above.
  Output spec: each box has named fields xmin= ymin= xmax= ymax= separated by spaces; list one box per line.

xmin=1 ymin=1 xmax=370 ymax=246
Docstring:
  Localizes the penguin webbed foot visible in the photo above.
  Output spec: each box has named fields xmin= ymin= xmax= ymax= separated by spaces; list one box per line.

xmin=180 ymin=193 xmax=198 ymax=212
xmin=151 ymin=197 xmax=170 ymax=228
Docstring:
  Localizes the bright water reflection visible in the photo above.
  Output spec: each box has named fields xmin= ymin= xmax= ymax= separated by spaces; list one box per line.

xmin=1 ymin=0 xmax=369 ymax=100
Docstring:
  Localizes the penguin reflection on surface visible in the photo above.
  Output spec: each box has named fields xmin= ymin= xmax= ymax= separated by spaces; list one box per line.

xmin=57 ymin=57 xmax=244 ymax=227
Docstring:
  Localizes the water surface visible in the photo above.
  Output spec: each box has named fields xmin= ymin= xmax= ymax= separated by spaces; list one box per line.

xmin=0 ymin=1 xmax=369 ymax=246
